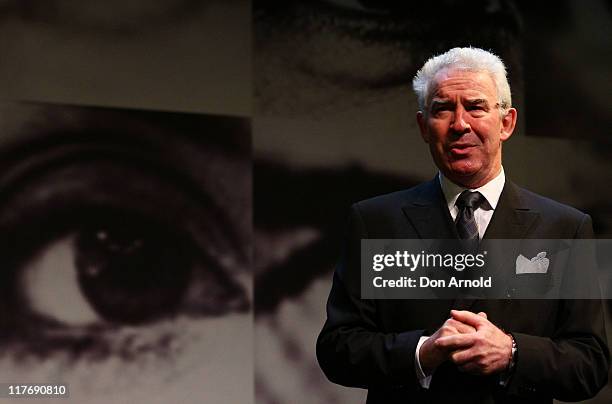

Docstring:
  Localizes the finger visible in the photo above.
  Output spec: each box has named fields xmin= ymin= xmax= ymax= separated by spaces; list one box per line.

xmin=447 ymin=319 xmax=476 ymax=334
xmin=477 ymin=312 xmax=487 ymax=319
xmin=435 ymin=334 xmax=475 ymax=349
xmin=451 ymin=310 xmax=488 ymax=328
xmin=438 ymin=324 xmax=458 ymax=336
xmin=450 ymin=349 xmax=475 ymax=365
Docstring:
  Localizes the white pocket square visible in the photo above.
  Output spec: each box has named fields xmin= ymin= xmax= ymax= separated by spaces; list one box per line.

xmin=516 ymin=252 xmax=549 ymax=274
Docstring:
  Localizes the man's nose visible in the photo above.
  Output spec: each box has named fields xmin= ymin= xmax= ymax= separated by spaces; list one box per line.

xmin=450 ymin=110 xmax=471 ymax=134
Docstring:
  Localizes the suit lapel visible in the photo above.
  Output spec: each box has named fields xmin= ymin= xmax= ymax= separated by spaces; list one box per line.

xmin=483 ymin=180 xmax=539 ymax=240
xmin=401 ymin=178 xmax=458 ymax=239
xmin=400 ymin=178 xmax=458 ymax=316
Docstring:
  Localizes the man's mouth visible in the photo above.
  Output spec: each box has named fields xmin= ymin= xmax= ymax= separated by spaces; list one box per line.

xmin=448 ymin=144 xmax=476 ymax=156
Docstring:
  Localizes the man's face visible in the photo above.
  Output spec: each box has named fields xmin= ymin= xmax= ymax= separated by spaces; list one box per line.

xmin=417 ymin=69 xmax=517 ymax=188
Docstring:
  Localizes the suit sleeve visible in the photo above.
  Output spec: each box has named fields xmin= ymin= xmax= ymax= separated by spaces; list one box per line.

xmin=506 ymin=214 xmax=610 ymax=401
xmin=316 ymin=203 xmax=424 ymax=389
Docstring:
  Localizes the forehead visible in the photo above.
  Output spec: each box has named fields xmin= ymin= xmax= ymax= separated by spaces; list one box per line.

xmin=429 ymin=68 xmax=497 ymax=101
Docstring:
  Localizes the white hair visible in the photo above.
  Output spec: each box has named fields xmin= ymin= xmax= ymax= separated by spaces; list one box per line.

xmin=412 ymin=47 xmax=512 ymax=114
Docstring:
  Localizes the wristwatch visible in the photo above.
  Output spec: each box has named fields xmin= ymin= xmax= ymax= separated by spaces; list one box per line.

xmin=507 ymin=333 xmax=517 ymax=372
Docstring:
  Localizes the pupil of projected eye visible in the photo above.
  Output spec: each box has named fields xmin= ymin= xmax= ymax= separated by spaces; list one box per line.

xmin=74 ymin=225 xmax=191 ymax=325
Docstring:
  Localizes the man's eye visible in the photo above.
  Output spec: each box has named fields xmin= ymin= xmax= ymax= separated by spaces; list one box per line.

xmin=431 ymin=106 xmax=452 ymax=116
xmin=466 ymin=106 xmax=487 ymax=116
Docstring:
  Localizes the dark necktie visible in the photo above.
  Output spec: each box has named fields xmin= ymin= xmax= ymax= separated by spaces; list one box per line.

xmin=455 ymin=190 xmax=485 ymax=240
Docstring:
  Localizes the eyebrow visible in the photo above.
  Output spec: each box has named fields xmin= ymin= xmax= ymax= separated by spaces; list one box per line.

xmin=429 ymin=100 xmax=454 ymax=109
xmin=429 ymin=98 xmax=493 ymax=111
xmin=464 ymin=98 xmax=490 ymax=107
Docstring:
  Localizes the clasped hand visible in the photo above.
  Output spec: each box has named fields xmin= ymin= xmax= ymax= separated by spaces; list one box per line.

xmin=419 ymin=310 xmax=512 ymax=376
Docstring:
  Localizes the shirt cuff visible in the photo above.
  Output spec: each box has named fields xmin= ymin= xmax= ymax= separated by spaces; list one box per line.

xmin=415 ymin=336 xmax=433 ymax=389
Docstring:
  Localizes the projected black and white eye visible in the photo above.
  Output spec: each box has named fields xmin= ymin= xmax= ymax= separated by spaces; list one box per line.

xmin=17 ymin=216 xmax=195 ymax=327
xmin=0 ymin=104 xmax=251 ymax=361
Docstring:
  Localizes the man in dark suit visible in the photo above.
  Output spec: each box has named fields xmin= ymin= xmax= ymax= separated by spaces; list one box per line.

xmin=316 ymin=47 xmax=609 ymax=403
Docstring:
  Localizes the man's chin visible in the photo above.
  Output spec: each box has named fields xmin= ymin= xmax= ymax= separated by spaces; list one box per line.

xmin=444 ymin=166 xmax=483 ymax=187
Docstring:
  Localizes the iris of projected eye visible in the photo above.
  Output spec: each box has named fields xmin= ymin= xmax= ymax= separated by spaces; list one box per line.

xmin=19 ymin=217 xmax=191 ymax=327
xmin=75 ymin=223 xmax=191 ymax=324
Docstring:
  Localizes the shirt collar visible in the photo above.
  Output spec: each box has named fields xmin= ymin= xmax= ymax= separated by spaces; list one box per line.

xmin=439 ymin=167 xmax=505 ymax=210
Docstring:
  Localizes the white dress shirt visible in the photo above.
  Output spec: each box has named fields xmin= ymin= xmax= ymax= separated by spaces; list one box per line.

xmin=415 ymin=168 xmax=506 ymax=388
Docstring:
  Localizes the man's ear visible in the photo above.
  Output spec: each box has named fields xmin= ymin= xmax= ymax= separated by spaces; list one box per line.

xmin=416 ymin=111 xmax=429 ymax=143
xmin=500 ymin=108 xmax=517 ymax=142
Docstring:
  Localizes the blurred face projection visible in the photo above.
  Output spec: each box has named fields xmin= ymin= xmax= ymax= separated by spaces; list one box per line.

xmin=0 ymin=102 xmax=253 ymax=403
xmin=255 ymin=0 xmax=522 ymax=116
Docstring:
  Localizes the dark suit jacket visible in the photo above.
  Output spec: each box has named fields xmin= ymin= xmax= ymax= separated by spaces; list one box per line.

xmin=317 ymin=178 xmax=609 ymax=403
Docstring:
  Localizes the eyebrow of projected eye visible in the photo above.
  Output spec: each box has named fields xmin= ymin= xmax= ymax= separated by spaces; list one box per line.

xmin=0 ymin=144 xmax=226 ymax=253
xmin=0 ymin=104 xmax=250 ymax=267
